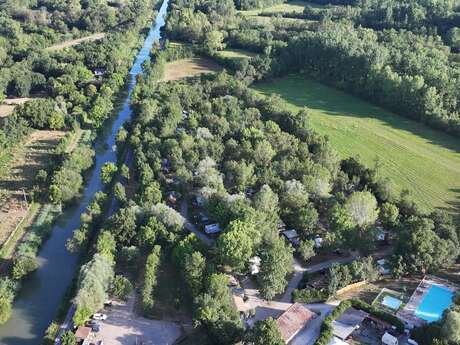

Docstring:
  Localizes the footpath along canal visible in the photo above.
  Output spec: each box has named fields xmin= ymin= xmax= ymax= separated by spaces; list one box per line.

xmin=0 ymin=1 xmax=169 ymax=343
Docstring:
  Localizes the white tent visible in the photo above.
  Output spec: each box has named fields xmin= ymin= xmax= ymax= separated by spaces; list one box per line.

xmin=382 ymin=332 xmax=398 ymax=345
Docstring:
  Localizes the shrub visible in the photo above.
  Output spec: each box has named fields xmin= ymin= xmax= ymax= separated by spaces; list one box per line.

xmin=292 ymin=288 xmax=328 ymax=304
xmin=11 ymin=255 xmax=39 ymax=280
xmin=0 ymin=278 xmax=17 ymax=325
xmin=111 ymin=275 xmax=133 ymax=300
xmin=350 ymin=299 xmax=404 ymax=332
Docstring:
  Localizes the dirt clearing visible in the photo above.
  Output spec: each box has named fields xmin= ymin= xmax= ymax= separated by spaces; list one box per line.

xmin=0 ymin=130 xmax=65 ymax=245
xmin=46 ymin=32 xmax=106 ymax=51
xmin=162 ymin=57 xmax=223 ymax=82
xmin=0 ymin=98 xmax=35 ymax=118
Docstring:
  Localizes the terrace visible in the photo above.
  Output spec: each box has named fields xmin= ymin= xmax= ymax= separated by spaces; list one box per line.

xmin=397 ymin=276 xmax=457 ymax=329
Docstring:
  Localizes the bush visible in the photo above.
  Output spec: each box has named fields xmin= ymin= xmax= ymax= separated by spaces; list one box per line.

xmin=350 ymin=299 xmax=404 ymax=332
xmin=0 ymin=278 xmax=17 ymax=325
xmin=314 ymin=300 xmax=352 ymax=345
xmin=44 ymin=322 xmax=60 ymax=345
xmin=11 ymin=255 xmax=39 ymax=280
xmin=292 ymin=288 xmax=328 ymax=304
xmin=111 ymin=275 xmax=133 ymax=300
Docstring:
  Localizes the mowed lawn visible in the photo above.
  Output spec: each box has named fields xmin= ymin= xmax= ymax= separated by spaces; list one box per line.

xmin=254 ymin=75 xmax=460 ymax=213
xmin=239 ymin=1 xmax=307 ymax=16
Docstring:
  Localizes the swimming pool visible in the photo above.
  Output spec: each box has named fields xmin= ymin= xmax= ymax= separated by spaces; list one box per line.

xmin=382 ymin=295 xmax=402 ymax=310
xmin=415 ymin=284 xmax=454 ymax=322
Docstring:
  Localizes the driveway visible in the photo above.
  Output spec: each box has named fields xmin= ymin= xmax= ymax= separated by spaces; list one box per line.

xmin=91 ymin=296 xmax=182 ymax=345
xmin=290 ymin=303 xmax=338 ymax=345
xmin=179 ymin=199 xmax=213 ymax=246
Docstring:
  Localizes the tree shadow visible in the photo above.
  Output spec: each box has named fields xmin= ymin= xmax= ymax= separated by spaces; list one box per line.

xmin=255 ymin=75 xmax=460 ymax=154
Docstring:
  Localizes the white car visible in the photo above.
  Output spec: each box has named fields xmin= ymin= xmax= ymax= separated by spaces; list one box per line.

xmin=92 ymin=313 xmax=108 ymax=320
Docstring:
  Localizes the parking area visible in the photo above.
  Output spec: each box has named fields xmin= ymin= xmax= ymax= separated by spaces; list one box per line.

xmin=89 ymin=297 xmax=183 ymax=345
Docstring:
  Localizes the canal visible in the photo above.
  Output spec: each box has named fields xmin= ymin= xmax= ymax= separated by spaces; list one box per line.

xmin=0 ymin=1 xmax=169 ymax=343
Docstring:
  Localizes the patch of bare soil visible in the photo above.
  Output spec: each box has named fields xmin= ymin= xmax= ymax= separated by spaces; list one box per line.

xmin=162 ymin=57 xmax=223 ymax=82
xmin=0 ymin=98 xmax=35 ymax=118
xmin=0 ymin=130 xmax=65 ymax=244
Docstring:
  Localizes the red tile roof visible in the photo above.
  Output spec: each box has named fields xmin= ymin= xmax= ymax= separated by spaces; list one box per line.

xmin=276 ymin=303 xmax=317 ymax=343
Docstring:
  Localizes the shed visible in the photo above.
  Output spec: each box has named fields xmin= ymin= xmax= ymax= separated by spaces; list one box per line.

xmin=382 ymin=332 xmax=398 ymax=345
xmin=276 ymin=303 xmax=317 ymax=343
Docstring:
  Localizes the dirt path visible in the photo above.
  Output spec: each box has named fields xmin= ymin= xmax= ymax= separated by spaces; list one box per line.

xmin=46 ymin=32 xmax=106 ymax=51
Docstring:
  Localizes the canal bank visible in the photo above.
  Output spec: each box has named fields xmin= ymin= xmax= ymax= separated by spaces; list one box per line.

xmin=0 ymin=1 xmax=169 ymax=343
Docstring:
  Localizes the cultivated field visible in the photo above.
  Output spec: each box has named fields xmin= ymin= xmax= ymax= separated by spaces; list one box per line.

xmin=0 ymin=130 xmax=65 ymax=245
xmin=162 ymin=57 xmax=222 ymax=82
xmin=254 ymin=76 xmax=460 ymax=213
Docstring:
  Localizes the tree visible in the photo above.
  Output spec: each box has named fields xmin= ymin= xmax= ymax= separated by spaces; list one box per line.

xmin=0 ymin=278 xmax=16 ymax=325
xmin=246 ymin=317 xmax=284 ymax=345
xmin=344 ymin=191 xmax=379 ymax=228
xmin=217 ymin=220 xmax=255 ymax=272
xmin=114 ymin=182 xmax=127 ymax=204
xmin=195 ymin=274 xmax=243 ymax=344
xmin=74 ymin=254 xmax=114 ymax=325
xmin=380 ymin=202 xmax=399 ymax=228
xmin=183 ymin=251 xmax=206 ymax=297
xmin=297 ymin=240 xmax=315 ymax=262
xmin=60 ymin=330 xmax=77 ymax=345
xmin=142 ymin=245 xmax=161 ymax=313
xmin=12 ymin=255 xmax=38 ymax=280
xmin=110 ymin=275 xmax=133 ymax=300
xmin=441 ymin=310 xmax=460 ymax=343
xmin=96 ymin=231 xmax=116 ymax=263
xmin=100 ymin=162 xmax=118 ymax=185
xmin=204 ymin=30 xmax=226 ymax=53
xmin=258 ymin=237 xmax=294 ymax=300
xmin=139 ymin=181 xmax=162 ymax=207
xmin=109 ymin=205 xmax=138 ymax=244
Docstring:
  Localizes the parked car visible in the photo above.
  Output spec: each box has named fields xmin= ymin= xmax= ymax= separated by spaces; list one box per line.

xmin=91 ymin=324 xmax=100 ymax=332
xmin=92 ymin=313 xmax=107 ymax=320
xmin=85 ymin=320 xmax=98 ymax=327
xmin=104 ymin=300 xmax=113 ymax=307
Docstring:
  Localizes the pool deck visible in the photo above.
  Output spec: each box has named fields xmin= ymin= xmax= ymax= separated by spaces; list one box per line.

xmin=397 ymin=275 xmax=457 ymax=328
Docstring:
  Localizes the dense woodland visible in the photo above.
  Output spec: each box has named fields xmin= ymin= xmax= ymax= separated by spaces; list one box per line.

xmin=1 ymin=0 xmax=460 ymax=344
xmin=165 ymin=0 xmax=460 ymax=136
xmin=0 ymin=0 xmax=162 ymax=328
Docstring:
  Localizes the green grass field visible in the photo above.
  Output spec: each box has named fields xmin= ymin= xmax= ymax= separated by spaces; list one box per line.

xmin=254 ymin=75 xmax=460 ymax=213
xmin=239 ymin=1 xmax=308 ymax=16
xmin=218 ymin=48 xmax=256 ymax=59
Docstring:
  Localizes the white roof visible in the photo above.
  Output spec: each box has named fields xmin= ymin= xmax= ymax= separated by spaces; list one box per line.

xmin=205 ymin=223 xmax=221 ymax=234
xmin=282 ymin=229 xmax=299 ymax=239
xmin=382 ymin=332 xmax=398 ymax=345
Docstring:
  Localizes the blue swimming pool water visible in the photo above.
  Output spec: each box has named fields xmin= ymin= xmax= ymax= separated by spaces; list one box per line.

xmin=382 ymin=296 xmax=402 ymax=310
xmin=415 ymin=284 xmax=454 ymax=322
